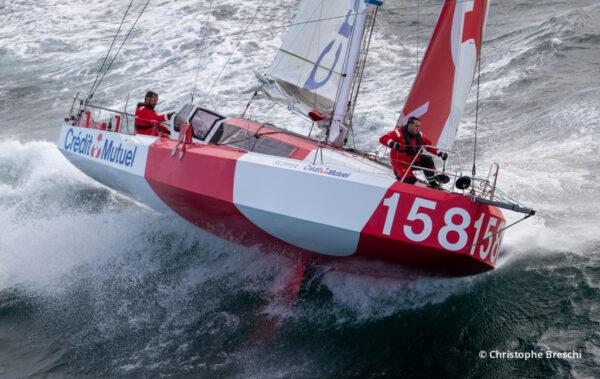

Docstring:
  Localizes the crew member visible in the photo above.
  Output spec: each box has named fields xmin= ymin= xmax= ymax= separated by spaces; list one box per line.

xmin=134 ymin=91 xmax=174 ymax=136
xmin=379 ymin=116 xmax=448 ymax=187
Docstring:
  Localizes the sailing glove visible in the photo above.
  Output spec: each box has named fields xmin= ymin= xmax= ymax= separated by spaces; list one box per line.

xmin=437 ymin=151 xmax=448 ymax=161
xmin=391 ymin=142 xmax=400 ymax=150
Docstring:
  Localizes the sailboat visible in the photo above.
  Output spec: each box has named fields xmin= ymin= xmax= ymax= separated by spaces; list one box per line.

xmin=57 ymin=0 xmax=534 ymax=282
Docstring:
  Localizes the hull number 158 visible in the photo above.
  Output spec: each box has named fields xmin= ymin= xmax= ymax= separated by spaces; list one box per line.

xmin=381 ymin=193 xmax=504 ymax=262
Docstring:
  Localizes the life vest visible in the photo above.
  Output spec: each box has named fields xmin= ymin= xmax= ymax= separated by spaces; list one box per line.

xmin=401 ymin=126 xmax=424 ymax=156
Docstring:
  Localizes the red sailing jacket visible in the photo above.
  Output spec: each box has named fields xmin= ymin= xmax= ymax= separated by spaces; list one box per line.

xmin=380 ymin=127 xmax=439 ymax=177
xmin=134 ymin=104 xmax=170 ymax=136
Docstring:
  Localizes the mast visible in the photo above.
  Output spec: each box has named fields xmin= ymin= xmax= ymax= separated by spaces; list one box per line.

xmin=328 ymin=0 xmax=383 ymax=147
xmin=347 ymin=1 xmax=380 ymax=139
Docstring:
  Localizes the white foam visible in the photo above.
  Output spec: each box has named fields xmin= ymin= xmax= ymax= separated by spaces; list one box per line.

xmin=0 ymin=140 xmax=283 ymax=297
xmin=0 ymin=140 xmax=136 ymax=290
xmin=321 ymin=271 xmax=475 ymax=321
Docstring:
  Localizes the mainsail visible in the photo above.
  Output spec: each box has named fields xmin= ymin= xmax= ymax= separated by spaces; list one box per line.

xmin=260 ymin=0 xmax=380 ymax=146
xmin=401 ymin=0 xmax=490 ymax=150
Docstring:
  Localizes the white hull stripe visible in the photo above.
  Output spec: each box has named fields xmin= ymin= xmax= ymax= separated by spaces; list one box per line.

xmin=232 ymin=152 xmax=393 ymax=256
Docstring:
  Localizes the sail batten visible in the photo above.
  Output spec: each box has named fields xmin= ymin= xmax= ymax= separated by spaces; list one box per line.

xmin=278 ymin=49 xmax=345 ymax=76
xmin=263 ymin=0 xmax=367 ymax=122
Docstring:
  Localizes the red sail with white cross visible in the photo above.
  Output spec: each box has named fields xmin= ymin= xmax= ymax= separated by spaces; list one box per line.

xmin=401 ymin=0 xmax=490 ymax=150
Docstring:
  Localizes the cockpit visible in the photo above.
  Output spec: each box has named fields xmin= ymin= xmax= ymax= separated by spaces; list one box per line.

xmin=173 ymin=103 xmax=298 ymax=158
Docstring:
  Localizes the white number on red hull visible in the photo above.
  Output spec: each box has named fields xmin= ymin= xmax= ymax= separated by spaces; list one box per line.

xmin=470 ymin=213 xmax=485 ymax=255
xmin=404 ymin=198 xmax=437 ymax=242
xmin=479 ymin=216 xmax=498 ymax=259
xmin=438 ymin=208 xmax=471 ymax=251
xmin=380 ymin=195 xmax=503 ymax=259
xmin=490 ymin=222 xmax=505 ymax=263
xmin=382 ymin=193 xmax=400 ymax=236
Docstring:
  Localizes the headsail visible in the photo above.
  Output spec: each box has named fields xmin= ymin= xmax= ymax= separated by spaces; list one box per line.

xmin=400 ymin=0 xmax=490 ymax=150
xmin=260 ymin=0 xmax=379 ymax=146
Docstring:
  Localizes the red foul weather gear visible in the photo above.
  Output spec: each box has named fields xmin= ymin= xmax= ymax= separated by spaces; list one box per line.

xmin=134 ymin=103 xmax=171 ymax=136
xmin=379 ymin=126 xmax=439 ymax=182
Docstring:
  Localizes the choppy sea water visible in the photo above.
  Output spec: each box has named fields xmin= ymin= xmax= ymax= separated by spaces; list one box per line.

xmin=1 ymin=0 xmax=599 ymax=377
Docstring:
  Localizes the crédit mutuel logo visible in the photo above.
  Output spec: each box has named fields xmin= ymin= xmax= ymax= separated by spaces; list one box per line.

xmin=63 ymin=128 xmax=138 ymax=167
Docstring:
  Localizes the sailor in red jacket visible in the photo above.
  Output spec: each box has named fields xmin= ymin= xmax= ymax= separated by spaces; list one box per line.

xmin=379 ymin=116 xmax=448 ymax=187
xmin=134 ymin=91 xmax=173 ymax=136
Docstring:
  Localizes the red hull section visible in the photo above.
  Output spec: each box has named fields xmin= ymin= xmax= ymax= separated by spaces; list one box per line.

xmin=145 ymin=139 xmax=318 ymax=257
xmin=357 ymin=182 xmax=504 ymax=275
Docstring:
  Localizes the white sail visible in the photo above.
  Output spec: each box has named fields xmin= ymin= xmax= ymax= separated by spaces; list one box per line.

xmin=265 ymin=0 xmax=366 ymax=118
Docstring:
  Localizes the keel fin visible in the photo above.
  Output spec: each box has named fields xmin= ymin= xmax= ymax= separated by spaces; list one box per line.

xmin=282 ymin=257 xmax=309 ymax=303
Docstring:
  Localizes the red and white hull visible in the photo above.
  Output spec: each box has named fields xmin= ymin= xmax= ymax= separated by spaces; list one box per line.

xmin=57 ymin=122 xmax=505 ymax=277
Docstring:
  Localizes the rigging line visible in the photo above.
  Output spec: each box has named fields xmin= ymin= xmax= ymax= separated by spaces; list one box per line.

xmin=191 ymin=0 xmax=214 ymax=102
xmin=95 ymin=0 xmax=479 ymax=92
xmin=238 ymin=0 xmax=486 ymax=28
xmin=71 ymin=0 xmax=476 ymax=53
xmin=96 ymin=11 xmax=359 ymax=91
xmin=97 ymin=47 xmax=198 ymax=91
xmin=88 ymin=0 xmax=135 ymax=100
xmin=249 ymin=124 xmax=266 ymax=151
xmin=272 ymin=49 xmax=344 ymax=75
xmin=90 ymin=0 xmax=152 ymax=96
xmin=379 ymin=0 xmax=482 ymax=15
xmin=348 ymin=6 xmax=378 ymax=125
xmin=329 ymin=3 xmax=364 ymax=145
xmin=416 ymin=0 xmax=420 ymax=73
xmin=467 ymin=213 xmax=533 ymax=249
xmin=472 ymin=0 xmax=486 ymax=178
xmin=343 ymin=6 xmax=377 ymax=149
xmin=207 ymin=7 xmax=260 ymax=97
xmin=97 ymin=9 xmax=391 ymax=92
xmin=94 ymin=11 xmax=373 ymax=93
